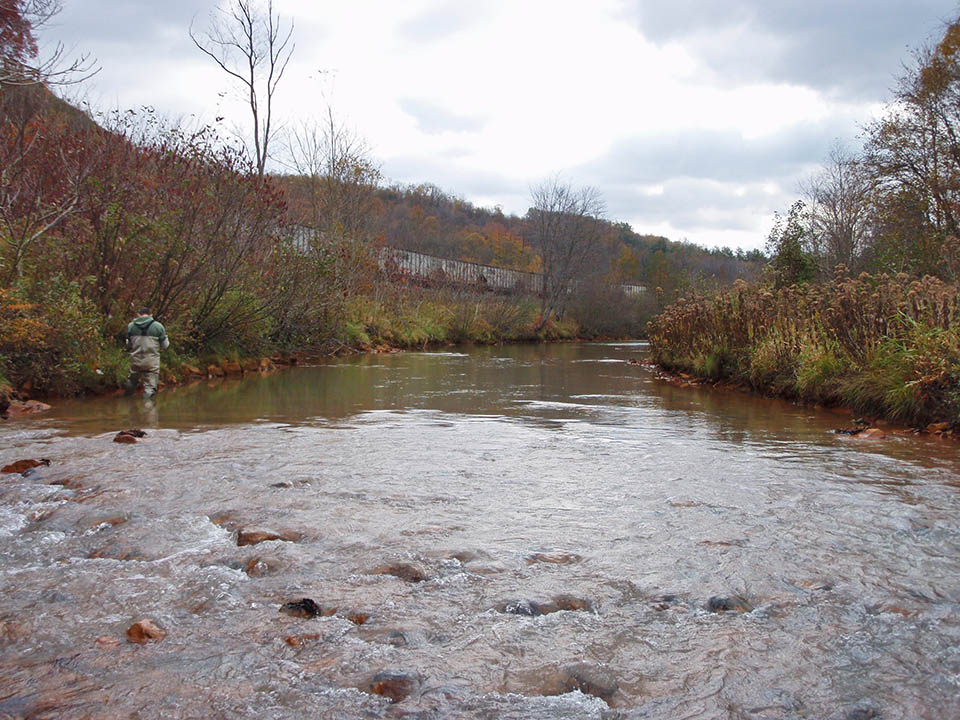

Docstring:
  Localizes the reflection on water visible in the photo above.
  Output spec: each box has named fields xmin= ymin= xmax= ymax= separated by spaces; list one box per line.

xmin=1 ymin=342 xmax=959 ymax=719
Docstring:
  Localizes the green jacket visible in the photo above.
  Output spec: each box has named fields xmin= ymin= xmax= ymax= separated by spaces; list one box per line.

xmin=126 ymin=316 xmax=170 ymax=372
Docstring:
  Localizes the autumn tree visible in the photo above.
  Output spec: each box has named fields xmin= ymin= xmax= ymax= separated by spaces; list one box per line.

xmin=0 ymin=0 xmax=95 ymax=87
xmin=864 ymin=16 xmax=960 ymax=277
xmin=0 ymin=84 xmax=98 ymax=281
xmin=526 ymin=177 xmax=605 ymax=330
xmin=190 ymin=0 xmax=294 ymax=177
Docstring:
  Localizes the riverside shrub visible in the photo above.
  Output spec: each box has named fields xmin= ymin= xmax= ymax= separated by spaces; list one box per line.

xmin=648 ymin=270 xmax=960 ymax=426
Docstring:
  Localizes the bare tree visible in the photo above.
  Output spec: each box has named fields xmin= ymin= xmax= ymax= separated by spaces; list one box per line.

xmin=190 ymin=0 xmax=294 ymax=177
xmin=0 ymin=0 xmax=97 ymax=87
xmin=802 ymin=143 xmax=874 ymax=275
xmin=286 ymin=106 xmax=381 ymax=243
xmin=526 ymin=176 xmax=605 ymax=331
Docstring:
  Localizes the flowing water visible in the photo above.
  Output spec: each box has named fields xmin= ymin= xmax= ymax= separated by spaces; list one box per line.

xmin=1 ymin=342 xmax=959 ymax=719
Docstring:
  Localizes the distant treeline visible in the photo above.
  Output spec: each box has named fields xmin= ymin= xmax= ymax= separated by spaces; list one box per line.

xmin=360 ymin=182 xmax=765 ymax=297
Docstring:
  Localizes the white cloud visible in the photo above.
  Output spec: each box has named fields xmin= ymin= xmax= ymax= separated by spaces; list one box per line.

xmin=43 ymin=0 xmax=957 ymax=249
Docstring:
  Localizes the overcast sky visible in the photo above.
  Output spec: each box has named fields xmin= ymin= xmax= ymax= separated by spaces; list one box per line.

xmin=44 ymin=0 xmax=959 ymax=250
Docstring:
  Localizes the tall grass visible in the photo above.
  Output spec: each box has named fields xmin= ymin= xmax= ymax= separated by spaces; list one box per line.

xmin=648 ymin=269 xmax=960 ymax=426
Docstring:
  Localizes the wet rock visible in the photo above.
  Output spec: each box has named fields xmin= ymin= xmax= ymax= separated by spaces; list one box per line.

xmin=368 ymin=671 xmax=418 ymax=703
xmin=244 ymin=556 xmax=274 ymax=577
xmin=182 ymin=364 xmax=204 ymax=376
xmin=346 ymin=611 xmax=370 ymax=625
xmin=707 ymin=595 xmax=753 ymax=613
xmin=6 ymin=399 xmax=52 ymax=415
xmin=386 ymin=631 xmax=408 ymax=647
xmin=500 ymin=595 xmax=593 ymax=616
xmin=501 ymin=600 xmax=544 ymax=616
xmin=113 ymin=429 xmax=146 ymax=444
xmin=241 ymin=359 xmax=261 ymax=373
xmin=926 ymin=421 xmax=951 ymax=433
xmin=858 ymin=427 xmax=886 ymax=439
xmin=221 ymin=361 xmax=243 ymax=376
xmin=844 ymin=709 xmax=879 ymax=720
xmin=376 ymin=562 xmax=428 ymax=583
xmin=270 ymin=481 xmax=293 ymax=488
xmin=259 ymin=357 xmax=276 ymax=372
xmin=95 ymin=635 xmax=121 ymax=649
xmin=237 ymin=529 xmax=299 ymax=546
xmin=279 ymin=598 xmax=321 ymax=618
xmin=126 ymin=619 xmax=166 ymax=644
xmin=284 ymin=632 xmax=321 ymax=647
xmin=562 ymin=663 xmax=619 ymax=703
xmin=649 ymin=593 xmax=682 ymax=611
xmin=87 ymin=543 xmax=147 ymax=561
xmin=207 ymin=364 xmax=225 ymax=378
xmin=1 ymin=458 xmax=50 ymax=474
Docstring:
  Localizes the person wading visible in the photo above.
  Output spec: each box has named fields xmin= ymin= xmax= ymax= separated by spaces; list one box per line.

xmin=124 ymin=308 xmax=170 ymax=399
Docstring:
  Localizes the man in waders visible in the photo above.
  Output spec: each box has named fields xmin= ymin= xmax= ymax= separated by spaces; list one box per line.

xmin=124 ymin=308 xmax=170 ymax=399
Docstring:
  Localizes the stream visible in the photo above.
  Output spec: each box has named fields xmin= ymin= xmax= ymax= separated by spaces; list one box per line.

xmin=1 ymin=342 xmax=959 ymax=719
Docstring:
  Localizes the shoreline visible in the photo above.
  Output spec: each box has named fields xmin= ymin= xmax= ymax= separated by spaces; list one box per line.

xmin=640 ymin=360 xmax=958 ymax=442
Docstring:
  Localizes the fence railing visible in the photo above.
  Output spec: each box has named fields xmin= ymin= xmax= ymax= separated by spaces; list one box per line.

xmin=379 ymin=247 xmax=645 ymax=296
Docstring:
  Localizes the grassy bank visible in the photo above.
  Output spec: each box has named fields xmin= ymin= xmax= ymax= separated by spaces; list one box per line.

xmin=647 ymin=270 xmax=960 ymax=428
xmin=0 ymin=280 xmax=651 ymax=400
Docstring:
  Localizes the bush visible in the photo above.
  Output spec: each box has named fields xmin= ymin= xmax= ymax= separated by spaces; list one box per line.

xmin=648 ymin=273 xmax=960 ymax=425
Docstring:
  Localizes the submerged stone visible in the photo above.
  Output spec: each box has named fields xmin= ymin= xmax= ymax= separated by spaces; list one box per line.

xmin=376 ymin=562 xmax=428 ymax=583
xmin=562 ymin=663 xmax=619 ymax=703
xmin=237 ymin=529 xmax=298 ymax=546
xmin=368 ymin=671 xmax=418 ymax=703
xmin=500 ymin=595 xmax=593 ymax=616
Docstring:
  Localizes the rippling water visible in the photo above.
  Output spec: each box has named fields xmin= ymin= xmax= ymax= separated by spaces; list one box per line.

xmin=1 ymin=343 xmax=959 ymax=719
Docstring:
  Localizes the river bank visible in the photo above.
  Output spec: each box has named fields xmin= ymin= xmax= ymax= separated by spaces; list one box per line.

xmin=647 ymin=272 xmax=960 ymax=431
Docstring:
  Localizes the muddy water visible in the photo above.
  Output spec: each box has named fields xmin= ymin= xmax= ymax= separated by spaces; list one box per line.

xmin=1 ymin=342 xmax=959 ymax=719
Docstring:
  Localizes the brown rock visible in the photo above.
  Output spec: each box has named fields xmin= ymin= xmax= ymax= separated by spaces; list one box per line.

xmin=113 ymin=433 xmax=137 ymax=444
xmin=241 ymin=359 xmax=260 ymax=372
xmin=237 ymin=529 xmax=298 ymax=546
xmin=858 ymin=427 xmax=886 ymax=439
xmin=368 ymin=671 xmax=418 ymax=703
xmin=95 ymin=636 xmax=121 ymax=648
xmin=926 ymin=422 xmax=952 ymax=433
xmin=182 ymin=364 xmax=204 ymax=376
xmin=207 ymin=364 xmax=225 ymax=378
xmin=376 ymin=562 xmax=428 ymax=583
xmin=1 ymin=458 xmax=50 ymax=474
xmin=259 ymin=357 xmax=276 ymax=372
xmin=221 ymin=361 xmax=243 ymax=376
xmin=284 ymin=633 xmax=321 ymax=647
xmin=244 ymin=556 xmax=272 ymax=577
xmin=346 ymin=611 xmax=370 ymax=625
xmin=7 ymin=399 xmax=52 ymax=415
xmin=562 ymin=663 xmax=619 ymax=703
xmin=126 ymin=619 xmax=166 ymax=644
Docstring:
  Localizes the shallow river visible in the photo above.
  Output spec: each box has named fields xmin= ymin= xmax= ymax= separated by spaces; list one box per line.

xmin=1 ymin=342 xmax=959 ymax=719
